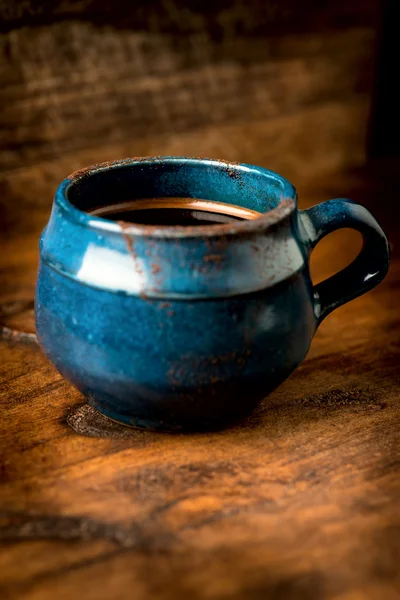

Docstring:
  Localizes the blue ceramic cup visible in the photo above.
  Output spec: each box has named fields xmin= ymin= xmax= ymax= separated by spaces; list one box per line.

xmin=35 ymin=157 xmax=389 ymax=431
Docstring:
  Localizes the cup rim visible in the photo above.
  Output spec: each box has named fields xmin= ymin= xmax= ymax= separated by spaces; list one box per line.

xmin=56 ymin=156 xmax=297 ymax=238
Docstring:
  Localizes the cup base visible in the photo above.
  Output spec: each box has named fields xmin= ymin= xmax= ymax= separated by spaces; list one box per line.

xmin=88 ymin=397 xmax=257 ymax=433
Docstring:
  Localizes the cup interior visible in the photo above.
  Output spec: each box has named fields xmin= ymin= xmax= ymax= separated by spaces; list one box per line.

xmin=65 ymin=158 xmax=293 ymax=218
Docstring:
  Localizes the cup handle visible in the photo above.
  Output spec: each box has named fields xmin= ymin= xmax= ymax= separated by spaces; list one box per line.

xmin=300 ymin=198 xmax=390 ymax=326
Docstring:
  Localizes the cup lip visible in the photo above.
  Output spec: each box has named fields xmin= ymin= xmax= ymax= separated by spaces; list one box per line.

xmin=56 ymin=156 xmax=297 ymax=239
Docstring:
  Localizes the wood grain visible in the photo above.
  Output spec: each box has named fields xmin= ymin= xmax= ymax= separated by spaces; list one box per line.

xmin=0 ymin=158 xmax=399 ymax=599
xmin=0 ymin=22 xmax=376 ymax=173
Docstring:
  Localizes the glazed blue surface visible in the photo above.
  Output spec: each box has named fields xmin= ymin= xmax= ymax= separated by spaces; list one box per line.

xmin=35 ymin=157 xmax=390 ymax=431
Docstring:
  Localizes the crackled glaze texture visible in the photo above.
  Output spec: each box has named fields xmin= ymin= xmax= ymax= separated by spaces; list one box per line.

xmin=35 ymin=157 xmax=389 ymax=430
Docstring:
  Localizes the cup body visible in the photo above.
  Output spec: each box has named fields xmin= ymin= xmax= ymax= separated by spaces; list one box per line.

xmin=35 ymin=157 xmax=319 ymax=430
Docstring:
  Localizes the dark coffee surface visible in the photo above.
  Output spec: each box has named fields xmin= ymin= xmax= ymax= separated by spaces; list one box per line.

xmin=89 ymin=198 xmax=261 ymax=226
xmin=101 ymin=207 xmax=244 ymax=226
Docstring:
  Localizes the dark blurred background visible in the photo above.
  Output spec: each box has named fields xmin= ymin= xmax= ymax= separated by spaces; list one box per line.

xmin=0 ymin=0 xmax=394 ymax=170
xmin=0 ymin=0 xmax=398 ymax=303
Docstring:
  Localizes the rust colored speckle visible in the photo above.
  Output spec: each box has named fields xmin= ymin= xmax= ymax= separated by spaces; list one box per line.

xmin=203 ymin=254 xmax=225 ymax=266
xmin=69 ymin=158 xmax=131 ymax=180
xmin=159 ymin=302 xmax=171 ymax=309
xmin=226 ymin=168 xmax=240 ymax=180
xmin=68 ymin=156 xmax=248 ymax=183
xmin=276 ymin=198 xmax=294 ymax=214
xmin=68 ymin=156 xmax=166 ymax=181
xmin=151 ymin=263 xmax=161 ymax=275
xmin=118 ymin=220 xmax=134 ymax=253
xmin=209 ymin=157 xmax=242 ymax=167
xmin=118 ymin=220 xmax=146 ymax=279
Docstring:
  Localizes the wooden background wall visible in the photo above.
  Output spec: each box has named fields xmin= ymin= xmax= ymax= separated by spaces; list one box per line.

xmin=0 ymin=0 xmax=381 ymax=181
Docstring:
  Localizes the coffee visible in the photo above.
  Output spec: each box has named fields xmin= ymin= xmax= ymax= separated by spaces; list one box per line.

xmin=89 ymin=198 xmax=261 ymax=226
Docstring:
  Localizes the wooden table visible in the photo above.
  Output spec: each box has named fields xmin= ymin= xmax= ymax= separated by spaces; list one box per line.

xmin=1 ymin=160 xmax=399 ymax=600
